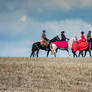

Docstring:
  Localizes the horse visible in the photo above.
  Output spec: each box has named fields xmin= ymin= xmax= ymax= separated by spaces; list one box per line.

xmin=50 ymin=37 xmax=77 ymax=57
xmin=72 ymin=38 xmax=92 ymax=57
xmin=30 ymin=35 xmax=60 ymax=57
xmin=84 ymin=31 xmax=92 ymax=57
xmin=83 ymin=38 xmax=92 ymax=57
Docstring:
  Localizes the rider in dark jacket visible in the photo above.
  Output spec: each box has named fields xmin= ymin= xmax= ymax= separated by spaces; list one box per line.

xmin=87 ymin=30 xmax=91 ymax=50
xmin=87 ymin=30 xmax=91 ymax=42
xmin=61 ymin=31 xmax=69 ymax=41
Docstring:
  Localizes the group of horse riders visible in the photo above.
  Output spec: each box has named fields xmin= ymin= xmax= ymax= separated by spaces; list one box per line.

xmin=41 ymin=30 xmax=91 ymax=50
xmin=30 ymin=30 xmax=92 ymax=57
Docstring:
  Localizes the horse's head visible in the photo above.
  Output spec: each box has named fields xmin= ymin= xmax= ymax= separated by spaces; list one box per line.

xmin=50 ymin=35 xmax=60 ymax=42
xmin=56 ymin=35 xmax=60 ymax=41
xmin=68 ymin=36 xmax=78 ymax=46
xmin=68 ymin=36 xmax=78 ymax=56
xmin=71 ymin=36 xmax=78 ymax=42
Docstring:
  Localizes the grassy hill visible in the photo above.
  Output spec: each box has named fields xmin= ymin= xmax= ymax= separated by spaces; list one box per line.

xmin=0 ymin=57 xmax=92 ymax=92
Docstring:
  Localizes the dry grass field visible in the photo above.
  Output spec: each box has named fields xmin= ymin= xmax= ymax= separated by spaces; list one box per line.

xmin=0 ymin=57 xmax=92 ymax=92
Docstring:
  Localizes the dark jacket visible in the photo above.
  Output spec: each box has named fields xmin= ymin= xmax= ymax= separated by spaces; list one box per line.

xmin=61 ymin=34 xmax=67 ymax=41
xmin=87 ymin=33 xmax=91 ymax=42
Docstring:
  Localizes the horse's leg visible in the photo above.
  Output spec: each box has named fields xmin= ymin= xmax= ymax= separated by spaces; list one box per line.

xmin=81 ymin=51 xmax=84 ymax=57
xmin=36 ymin=50 xmax=39 ymax=57
xmin=66 ymin=48 xmax=69 ymax=56
xmin=56 ymin=48 xmax=58 ymax=53
xmin=74 ymin=51 xmax=77 ymax=57
xmin=54 ymin=47 xmax=58 ymax=57
xmin=84 ymin=50 xmax=87 ymax=57
xmin=73 ymin=52 xmax=75 ymax=57
xmin=54 ymin=52 xmax=56 ymax=57
xmin=72 ymin=49 xmax=76 ymax=57
xmin=75 ymin=52 xmax=77 ymax=57
xmin=79 ymin=51 xmax=84 ymax=57
xmin=89 ymin=49 xmax=91 ymax=57
xmin=50 ymin=44 xmax=57 ymax=56
xmin=33 ymin=51 xmax=36 ymax=57
xmin=68 ymin=47 xmax=71 ymax=56
xmin=47 ymin=50 xmax=50 ymax=57
xmin=67 ymin=48 xmax=71 ymax=56
xmin=30 ymin=49 xmax=35 ymax=57
xmin=88 ymin=42 xmax=91 ymax=57
xmin=30 ymin=51 xmax=33 ymax=57
xmin=72 ymin=49 xmax=74 ymax=57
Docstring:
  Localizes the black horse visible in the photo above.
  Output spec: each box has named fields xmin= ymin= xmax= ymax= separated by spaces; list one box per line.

xmin=30 ymin=36 xmax=60 ymax=57
xmin=72 ymin=38 xmax=92 ymax=57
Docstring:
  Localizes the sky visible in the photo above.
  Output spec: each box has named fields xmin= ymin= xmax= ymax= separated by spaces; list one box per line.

xmin=0 ymin=0 xmax=92 ymax=57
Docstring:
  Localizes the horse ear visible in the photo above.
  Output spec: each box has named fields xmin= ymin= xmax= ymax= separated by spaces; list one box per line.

xmin=75 ymin=36 xmax=77 ymax=40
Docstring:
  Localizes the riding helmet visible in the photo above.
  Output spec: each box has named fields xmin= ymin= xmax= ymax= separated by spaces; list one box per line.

xmin=43 ymin=30 xmax=46 ymax=32
xmin=61 ymin=31 xmax=65 ymax=33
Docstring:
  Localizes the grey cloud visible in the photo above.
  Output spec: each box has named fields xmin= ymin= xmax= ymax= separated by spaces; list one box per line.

xmin=27 ymin=0 xmax=92 ymax=12
xmin=1 ymin=0 xmax=92 ymax=13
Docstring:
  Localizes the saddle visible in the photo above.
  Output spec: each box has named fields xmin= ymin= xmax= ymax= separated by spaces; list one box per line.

xmin=40 ymin=41 xmax=49 ymax=46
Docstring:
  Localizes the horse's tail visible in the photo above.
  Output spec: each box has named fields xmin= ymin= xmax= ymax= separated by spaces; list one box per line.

xmin=32 ymin=43 xmax=35 ymax=51
xmin=30 ymin=43 xmax=38 ymax=57
xmin=30 ymin=43 xmax=34 ymax=57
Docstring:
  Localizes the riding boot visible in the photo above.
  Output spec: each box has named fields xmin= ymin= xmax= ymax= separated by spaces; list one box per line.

xmin=46 ymin=42 xmax=49 ymax=51
xmin=46 ymin=46 xmax=49 ymax=51
xmin=42 ymin=45 xmax=45 ymax=48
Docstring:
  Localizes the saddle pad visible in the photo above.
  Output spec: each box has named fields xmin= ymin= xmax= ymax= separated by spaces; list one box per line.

xmin=53 ymin=41 xmax=68 ymax=48
xmin=40 ymin=41 xmax=46 ymax=46
xmin=72 ymin=41 xmax=88 ymax=51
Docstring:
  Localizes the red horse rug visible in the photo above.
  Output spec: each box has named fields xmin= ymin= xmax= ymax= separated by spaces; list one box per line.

xmin=53 ymin=41 xmax=68 ymax=48
xmin=72 ymin=41 xmax=88 ymax=51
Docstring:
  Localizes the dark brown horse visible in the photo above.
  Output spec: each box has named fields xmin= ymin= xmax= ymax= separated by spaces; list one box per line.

xmin=30 ymin=36 xmax=60 ymax=57
xmin=84 ymin=38 xmax=92 ymax=57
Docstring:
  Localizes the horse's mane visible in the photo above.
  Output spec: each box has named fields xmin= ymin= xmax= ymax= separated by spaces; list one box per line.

xmin=51 ymin=35 xmax=59 ymax=39
xmin=50 ymin=35 xmax=60 ymax=42
xmin=68 ymin=36 xmax=77 ymax=47
xmin=69 ymin=37 xmax=76 ymax=42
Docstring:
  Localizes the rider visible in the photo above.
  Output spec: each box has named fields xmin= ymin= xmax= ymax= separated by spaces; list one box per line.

xmin=87 ymin=30 xmax=91 ymax=42
xmin=41 ymin=30 xmax=49 ymax=50
xmin=79 ymin=31 xmax=86 ymax=43
xmin=61 ymin=31 xmax=69 ymax=41
xmin=87 ymin=30 xmax=91 ymax=50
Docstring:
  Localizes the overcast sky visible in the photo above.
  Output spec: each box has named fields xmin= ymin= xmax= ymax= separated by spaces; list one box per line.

xmin=0 ymin=0 xmax=92 ymax=57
